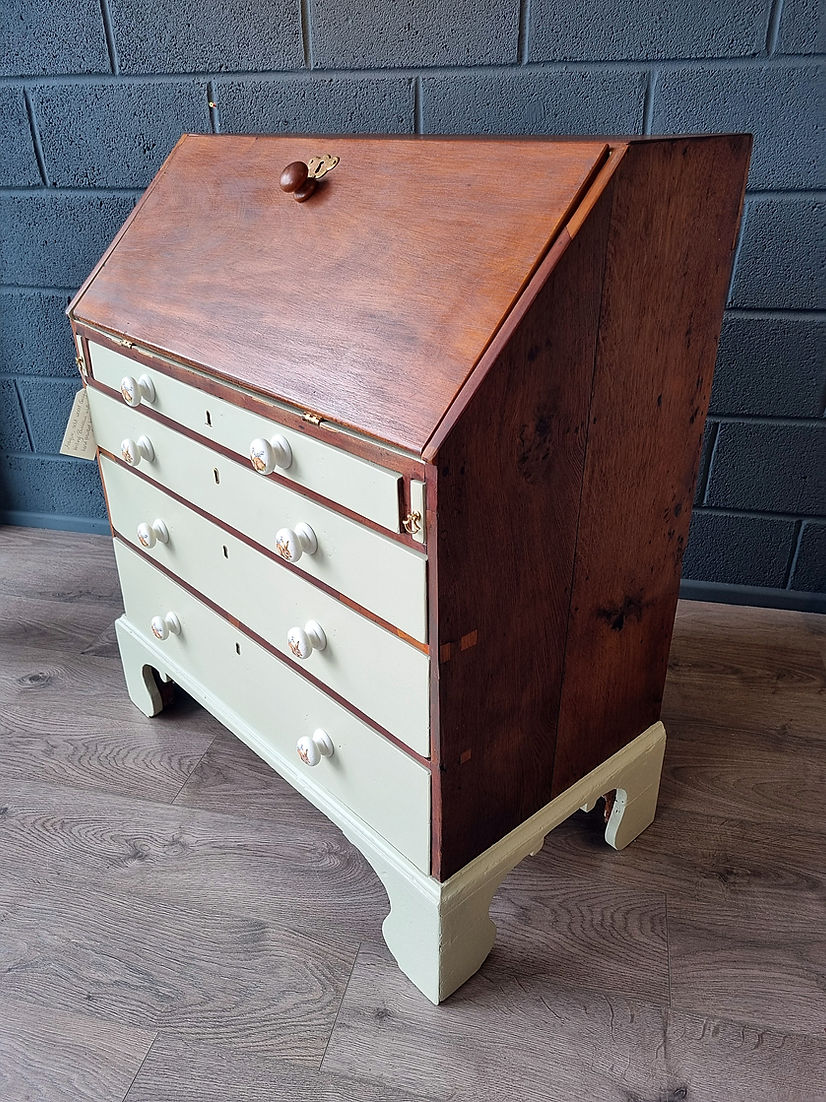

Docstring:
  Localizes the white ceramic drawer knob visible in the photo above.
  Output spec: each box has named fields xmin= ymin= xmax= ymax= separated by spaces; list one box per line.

xmin=275 ymin=523 xmax=318 ymax=563
xmin=150 ymin=611 xmax=181 ymax=641
xmin=120 ymin=374 xmax=156 ymax=407
xmin=136 ymin=519 xmax=169 ymax=549
xmin=296 ymin=729 xmax=334 ymax=767
xmin=249 ymin=435 xmax=292 ymax=475
xmin=287 ymin=620 xmax=326 ymax=660
xmin=120 ymin=435 xmax=154 ymax=467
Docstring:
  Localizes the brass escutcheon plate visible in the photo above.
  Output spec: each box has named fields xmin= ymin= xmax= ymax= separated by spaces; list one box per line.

xmin=307 ymin=154 xmax=340 ymax=180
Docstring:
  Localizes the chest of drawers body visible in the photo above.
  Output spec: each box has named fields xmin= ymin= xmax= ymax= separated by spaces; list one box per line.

xmin=68 ymin=132 xmax=750 ymax=1003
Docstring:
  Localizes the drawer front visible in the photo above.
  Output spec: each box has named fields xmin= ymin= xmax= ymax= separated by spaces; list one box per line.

xmin=88 ymin=387 xmax=428 ymax=642
xmin=88 ymin=341 xmax=404 ymax=532
xmin=101 ymin=455 xmax=430 ymax=755
xmin=114 ymin=540 xmax=431 ymax=871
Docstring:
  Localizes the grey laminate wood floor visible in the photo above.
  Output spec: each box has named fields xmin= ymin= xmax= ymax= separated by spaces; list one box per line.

xmin=1 ymin=526 xmax=824 ymax=1102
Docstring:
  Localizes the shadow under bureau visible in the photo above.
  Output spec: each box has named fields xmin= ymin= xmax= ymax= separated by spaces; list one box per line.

xmin=67 ymin=132 xmax=750 ymax=1003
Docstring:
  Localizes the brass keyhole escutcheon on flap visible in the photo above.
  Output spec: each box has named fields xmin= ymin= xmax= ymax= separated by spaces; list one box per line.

xmin=280 ymin=154 xmax=340 ymax=202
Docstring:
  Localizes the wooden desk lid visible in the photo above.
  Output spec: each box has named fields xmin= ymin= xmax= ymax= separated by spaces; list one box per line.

xmin=71 ymin=134 xmax=609 ymax=453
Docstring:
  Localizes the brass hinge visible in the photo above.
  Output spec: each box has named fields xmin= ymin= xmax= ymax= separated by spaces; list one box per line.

xmin=114 ymin=336 xmax=134 ymax=349
xmin=402 ymin=510 xmax=422 ymax=536
xmin=302 ymin=410 xmax=323 ymax=426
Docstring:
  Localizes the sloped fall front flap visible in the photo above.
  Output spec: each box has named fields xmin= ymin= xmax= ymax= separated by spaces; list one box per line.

xmin=71 ymin=134 xmax=608 ymax=452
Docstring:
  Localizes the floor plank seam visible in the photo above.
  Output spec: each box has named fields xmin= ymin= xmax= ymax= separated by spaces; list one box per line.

xmin=660 ymin=1003 xmax=671 ymax=1093
xmin=167 ymin=738 xmax=220 ymax=806
xmin=119 ymin=1030 xmax=158 ymax=1102
xmin=0 ymin=773 xmax=207 ymax=818
xmin=318 ymin=940 xmax=362 ymax=1073
xmin=664 ymin=891 xmax=673 ymax=1008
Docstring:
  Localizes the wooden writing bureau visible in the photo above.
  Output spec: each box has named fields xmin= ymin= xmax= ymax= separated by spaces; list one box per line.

xmin=68 ymin=133 xmax=750 ymax=1003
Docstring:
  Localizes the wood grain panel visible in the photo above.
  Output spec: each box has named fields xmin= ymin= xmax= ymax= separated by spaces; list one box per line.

xmin=663 ymin=1009 xmax=826 ymax=1102
xmin=70 ymin=134 xmax=608 ymax=451
xmin=0 ymin=776 xmax=385 ymax=936
xmin=490 ymin=878 xmax=669 ymax=1004
xmin=0 ymin=717 xmax=215 ymax=805
xmin=322 ymin=941 xmax=669 ymax=1102
xmin=326 ymin=938 xmax=826 ymax=1098
xmin=665 ymin=599 xmax=826 ymax=737
xmin=430 ymin=183 xmax=613 ymax=877
xmin=0 ymin=878 xmax=358 ymax=1060
xmin=0 ymin=525 xmax=119 ymax=604
xmin=667 ymin=903 xmax=826 ymax=1041
xmin=0 ymin=593 xmax=119 ymax=658
xmin=551 ymin=134 xmax=752 ymax=796
xmin=0 ymin=997 xmax=155 ymax=1102
xmin=126 ymin=1033 xmax=432 ymax=1102
xmin=661 ymin=716 xmax=826 ymax=830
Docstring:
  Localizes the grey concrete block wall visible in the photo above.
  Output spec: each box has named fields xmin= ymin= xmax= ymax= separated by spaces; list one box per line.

xmin=1 ymin=0 xmax=823 ymax=606
xmin=0 ymin=1 xmax=109 ymax=76
xmin=682 ymin=512 xmax=798 ymax=588
xmin=705 ymin=423 xmax=826 ymax=514
xmin=730 ymin=197 xmax=826 ymax=309
xmin=711 ymin=315 xmax=825 ymax=416
xmin=0 ymin=291 xmax=79 ymax=376
xmin=1 ymin=454 xmax=107 ymax=520
xmin=32 ymin=81 xmax=212 ymax=187
xmin=651 ymin=64 xmax=824 ymax=187
xmin=214 ymin=76 xmax=415 ymax=134
xmin=420 ymin=70 xmax=646 ymax=133
xmin=778 ymin=0 xmax=826 ymax=52
xmin=308 ymin=0 xmax=520 ymax=68
xmin=16 ymin=377 xmax=87 ymax=455
xmin=0 ymin=193 xmax=138 ymax=286
xmin=107 ymin=0 xmax=304 ymax=73
xmin=526 ymin=0 xmax=773 ymax=60
xmin=0 ymin=380 xmax=29 ymax=453
xmin=790 ymin=521 xmax=826 ymax=590
xmin=1 ymin=89 xmax=42 ymax=186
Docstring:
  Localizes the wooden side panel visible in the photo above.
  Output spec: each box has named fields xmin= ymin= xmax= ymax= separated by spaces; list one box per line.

xmin=431 ymin=195 xmax=614 ymax=879
xmin=550 ymin=134 xmax=751 ymax=797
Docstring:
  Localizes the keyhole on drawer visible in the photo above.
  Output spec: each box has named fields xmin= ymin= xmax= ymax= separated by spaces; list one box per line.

xmin=222 ymin=544 xmax=229 ymax=559
xmin=213 ymin=468 xmax=220 ymax=484
xmin=235 ymin=642 xmax=241 ymax=655
xmin=205 ymin=410 xmax=212 ymax=427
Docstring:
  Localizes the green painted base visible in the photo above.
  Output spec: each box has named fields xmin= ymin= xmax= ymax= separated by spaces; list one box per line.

xmin=116 ymin=615 xmax=666 ymax=1004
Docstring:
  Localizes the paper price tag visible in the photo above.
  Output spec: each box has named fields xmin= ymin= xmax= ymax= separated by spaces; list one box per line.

xmin=59 ymin=388 xmax=97 ymax=461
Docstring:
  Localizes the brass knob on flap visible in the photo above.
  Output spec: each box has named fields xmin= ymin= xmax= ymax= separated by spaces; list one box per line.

xmin=279 ymin=155 xmax=339 ymax=202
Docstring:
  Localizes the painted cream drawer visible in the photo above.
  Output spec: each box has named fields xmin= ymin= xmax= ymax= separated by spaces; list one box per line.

xmin=88 ymin=387 xmax=427 ymax=642
xmin=114 ymin=540 xmax=431 ymax=871
xmin=88 ymin=341 xmax=404 ymax=532
xmin=101 ymin=455 xmax=430 ymax=755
